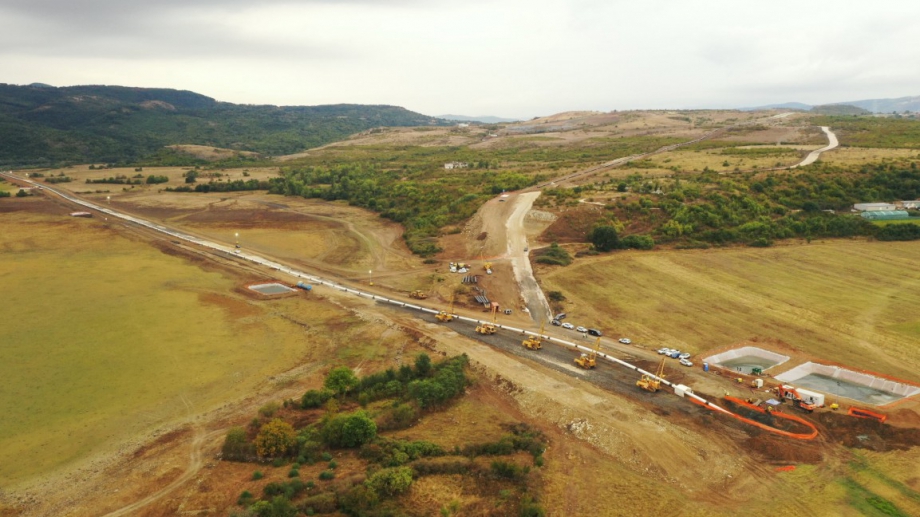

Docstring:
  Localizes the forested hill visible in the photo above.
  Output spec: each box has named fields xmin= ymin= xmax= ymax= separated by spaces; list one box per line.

xmin=0 ymin=83 xmax=446 ymax=167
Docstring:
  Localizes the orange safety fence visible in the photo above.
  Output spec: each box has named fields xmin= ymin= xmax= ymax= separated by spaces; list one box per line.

xmin=775 ymin=465 xmax=797 ymax=472
xmin=690 ymin=396 xmax=819 ymax=440
xmin=847 ymin=407 xmax=887 ymax=423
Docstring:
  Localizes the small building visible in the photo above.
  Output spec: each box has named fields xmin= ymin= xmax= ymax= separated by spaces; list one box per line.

xmin=899 ymin=200 xmax=920 ymax=209
xmin=796 ymin=388 xmax=825 ymax=407
xmin=854 ymin=202 xmax=897 ymax=211
xmin=443 ymin=162 xmax=469 ymax=170
xmin=861 ymin=210 xmax=909 ymax=221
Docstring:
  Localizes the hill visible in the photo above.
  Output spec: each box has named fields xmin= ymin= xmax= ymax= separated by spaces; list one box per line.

xmin=743 ymin=95 xmax=920 ymax=114
xmin=436 ymin=114 xmax=522 ymax=123
xmin=0 ymin=83 xmax=447 ymax=167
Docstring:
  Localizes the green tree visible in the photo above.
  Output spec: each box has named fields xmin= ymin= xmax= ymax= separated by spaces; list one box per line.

xmin=414 ymin=353 xmax=432 ymax=377
xmin=324 ymin=366 xmax=358 ymax=397
xmin=589 ymin=225 xmax=619 ymax=252
xmin=255 ymin=419 xmax=296 ymax=458
xmin=222 ymin=426 xmax=254 ymax=461
xmin=321 ymin=411 xmax=377 ymax=448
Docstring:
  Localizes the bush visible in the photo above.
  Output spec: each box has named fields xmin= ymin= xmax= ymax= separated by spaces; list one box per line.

xmin=328 ymin=460 xmax=337 ymax=469
xmin=259 ymin=402 xmax=281 ymax=418
xmin=299 ymin=493 xmax=337 ymax=514
xmin=365 ymin=466 xmax=414 ymax=496
xmin=255 ymin=419 xmax=297 ymax=458
xmin=619 ymin=234 xmax=655 ymax=250
xmin=321 ymin=452 xmax=332 ymax=461
xmin=320 ymin=411 xmax=377 ymax=448
xmin=589 ymin=225 xmax=619 ymax=252
xmin=319 ymin=470 xmax=335 ymax=480
xmin=222 ymin=427 xmax=255 ymax=461
xmin=301 ymin=389 xmax=334 ymax=409
xmin=324 ymin=367 xmax=359 ymax=396
xmin=237 ymin=490 xmax=254 ymax=506
xmin=252 ymin=470 xmax=264 ymax=480
xmin=877 ymin=223 xmax=920 ymax=241
xmin=288 ymin=468 xmax=300 ymax=478
xmin=491 ymin=460 xmax=525 ymax=480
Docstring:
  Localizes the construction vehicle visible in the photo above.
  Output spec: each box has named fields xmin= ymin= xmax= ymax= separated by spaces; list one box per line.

xmin=436 ymin=295 xmax=455 ymax=323
xmin=774 ymin=385 xmax=819 ymax=413
xmin=637 ymin=358 xmax=666 ymax=392
xmin=575 ymin=337 xmax=601 ymax=369
xmin=522 ymin=322 xmax=545 ymax=350
xmin=409 ymin=290 xmax=428 ymax=299
xmin=484 ymin=261 xmax=493 ymax=275
xmin=475 ymin=304 xmax=498 ymax=335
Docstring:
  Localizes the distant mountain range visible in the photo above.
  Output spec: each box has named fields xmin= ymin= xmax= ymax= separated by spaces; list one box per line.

xmin=0 ymin=83 xmax=447 ymax=167
xmin=743 ymin=96 xmax=920 ymax=114
xmin=436 ymin=114 xmax=522 ymax=124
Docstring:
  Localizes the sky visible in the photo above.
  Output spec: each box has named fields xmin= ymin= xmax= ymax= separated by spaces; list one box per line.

xmin=1 ymin=0 xmax=919 ymax=119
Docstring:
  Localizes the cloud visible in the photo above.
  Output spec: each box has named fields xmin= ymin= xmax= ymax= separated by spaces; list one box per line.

xmin=1 ymin=0 xmax=919 ymax=117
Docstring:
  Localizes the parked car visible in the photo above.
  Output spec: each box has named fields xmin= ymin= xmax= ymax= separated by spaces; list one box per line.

xmin=588 ymin=328 xmax=602 ymax=337
xmin=575 ymin=326 xmax=587 ymax=333
xmin=619 ymin=338 xmax=631 ymax=344
xmin=658 ymin=348 xmax=672 ymax=355
xmin=669 ymin=351 xmax=681 ymax=359
xmin=678 ymin=352 xmax=691 ymax=360
xmin=551 ymin=319 xmax=561 ymax=326
xmin=562 ymin=322 xmax=574 ymax=330
xmin=680 ymin=358 xmax=694 ymax=367
xmin=555 ymin=313 xmax=567 ymax=321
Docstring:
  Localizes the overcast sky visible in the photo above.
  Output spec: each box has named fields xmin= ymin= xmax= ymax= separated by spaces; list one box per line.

xmin=1 ymin=1 xmax=918 ymax=118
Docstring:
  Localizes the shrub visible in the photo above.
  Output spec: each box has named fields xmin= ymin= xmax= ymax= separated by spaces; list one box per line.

xmin=255 ymin=419 xmax=297 ymax=458
xmin=300 ymin=492 xmax=337 ymax=514
xmin=237 ymin=490 xmax=253 ymax=506
xmin=491 ymin=460 xmax=524 ymax=480
xmin=365 ymin=466 xmax=414 ymax=496
xmin=319 ymin=470 xmax=335 ymax=480
xmin=321 ymin=452 xmax=332 ymax=461
xmin=324 ymin=367 xmax=359 ymax=396
xmin=619 ymin=234 xmax=655 ymax=250
xmin=288 ymin=468 xmax=299 ymax=478
xmin=259 ymin=401 xmax=281 ymax=418
xmin=301 ymin=389 xmax=333 ymax=409
xmin=328 ymin=460 xmax=337 ymax=469
xmin=589 ymin=225 xmax=619 ymax=251
xmin=320 ymin=411 xmax=377 ymax=448
xmin=252 ymin=470 xmax=264 ymax=480
xmin=222 ymin=427 xmax=255 ymax=461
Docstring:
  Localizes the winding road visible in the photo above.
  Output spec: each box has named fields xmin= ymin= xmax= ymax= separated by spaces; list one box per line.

xmin=793 ymin=126 xmax=838 ymax=168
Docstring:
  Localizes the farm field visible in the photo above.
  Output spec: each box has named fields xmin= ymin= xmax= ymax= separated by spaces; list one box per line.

xmin=541 ymin=240 xmax=920 ymax=384
xmin=0 ymin=199 xmax=353 ymax=488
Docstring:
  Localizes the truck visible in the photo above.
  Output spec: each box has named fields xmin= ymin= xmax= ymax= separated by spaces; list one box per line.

xmin=295 ymin=281 xmax=312 ymax=291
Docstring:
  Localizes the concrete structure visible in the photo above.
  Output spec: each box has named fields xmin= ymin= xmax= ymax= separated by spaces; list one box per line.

xmin=248 ymin=283 xmax=295 ymax=295
xmin=704 ymin=346 xmax=790 ymax=374
xmin=854 ymin=202 xmax=896 ymax=211
xmin=674 ymin=384 xmax=694 ymax=398
xmin=900 ymin=200 xmax=920 ymax=209
xmin=776 ymin=362 xmax=920 ymax=405
xmin=443 ymin=162 xmax=469 ymax=170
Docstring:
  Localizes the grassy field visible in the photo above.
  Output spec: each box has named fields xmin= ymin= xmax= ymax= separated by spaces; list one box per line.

xmin=0 ymin=207 xmax=326 ymax=486
xmin=541 ymin=240 xmax=920 ymax=384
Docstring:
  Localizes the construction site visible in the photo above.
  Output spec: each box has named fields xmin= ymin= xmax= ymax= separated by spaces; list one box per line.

xmin=3 ymin=126 xmax=920 ymax=515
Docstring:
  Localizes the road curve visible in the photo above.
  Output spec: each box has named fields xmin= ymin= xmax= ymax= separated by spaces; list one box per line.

xmin=793 ymin=126 xmax=838 ymax=168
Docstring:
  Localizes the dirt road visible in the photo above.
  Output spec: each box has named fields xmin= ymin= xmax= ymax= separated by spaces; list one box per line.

xmin=793 ymin=126 xmax=838 ymax=167
xmin=506 ymin=192 xmax=553 ymax=323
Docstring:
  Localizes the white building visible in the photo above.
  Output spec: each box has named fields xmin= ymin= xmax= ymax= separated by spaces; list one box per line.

xmin=899 ymin=200 xmax=920 ymax=209
xmin=444 ymin=162 xmax=469 ymax=170
xmin=854 ymin=202 xmax=897 ymax=211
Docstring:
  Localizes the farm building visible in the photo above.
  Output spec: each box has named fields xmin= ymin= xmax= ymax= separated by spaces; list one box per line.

xmin=900 ymin=200 xmax=920 ymax=209
xmin=854 ymin=202 xmax=897 ymax=211
xmin=860 ymin=210 xmax=909 ymax=221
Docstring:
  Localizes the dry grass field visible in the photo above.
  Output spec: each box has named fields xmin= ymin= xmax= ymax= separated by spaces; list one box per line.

xmin=541 ymin=240 xmax=920 ymax=384
xmin=0 ymin=198 xmax=382 ymax=488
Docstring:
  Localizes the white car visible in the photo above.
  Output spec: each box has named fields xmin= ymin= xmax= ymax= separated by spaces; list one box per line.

xmin=619 ymin=338 xmax=631 ymax=344
xmin=658 ymin=348 xmax=671 ymax=355
xmin=678 ymin=352 xmax=691 ymax=360
xmin=561 ymin=322 xmax=574 ymax=330
xmin=680 ymin=358 xmax=694 ymax=367
xmin=575 ymin=326 xmax=587 ymax=333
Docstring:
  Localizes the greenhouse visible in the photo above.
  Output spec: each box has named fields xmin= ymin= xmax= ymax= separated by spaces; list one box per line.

xmin=860 ymin=210 xmax=910 ymax=221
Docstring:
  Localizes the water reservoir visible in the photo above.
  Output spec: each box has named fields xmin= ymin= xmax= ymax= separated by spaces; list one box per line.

xmin=249 ymin=283 xmax=295 ymax=295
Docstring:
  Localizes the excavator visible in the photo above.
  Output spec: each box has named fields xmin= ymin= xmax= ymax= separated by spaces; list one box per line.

xmin=774 ymin=385 xmax=818 ymax=413
xmin=409 ymin=290 xmax=428 ymax=299
xmin=574 ymin=337 xmax=600 ymax=369
xmin=637 ymin=358 xmax=666 ymax=392
xmin=475 ymin=304 xmax=498 ymax=335
xmin=522 ymin=321 xmax=545 ymax=350
xmin=436 ymin=295 xmax=455 ymax=323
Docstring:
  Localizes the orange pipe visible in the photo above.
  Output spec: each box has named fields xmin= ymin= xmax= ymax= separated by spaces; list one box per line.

xmin=690 ymin=397 xmax=818 ymax=440
xmin=847 ymin=407 xmax=887 ymax=423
